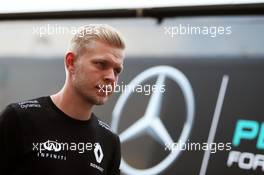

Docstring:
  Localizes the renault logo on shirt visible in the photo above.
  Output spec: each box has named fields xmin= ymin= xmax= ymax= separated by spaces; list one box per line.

xmin=94 ymin=143 xmax=104 ymax=164
xmin=111 ymin=65 xmax=195 ymax=175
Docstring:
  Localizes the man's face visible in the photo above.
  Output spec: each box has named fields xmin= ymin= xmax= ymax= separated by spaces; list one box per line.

xmin=70 ymin=40 xmax=124 ymax=105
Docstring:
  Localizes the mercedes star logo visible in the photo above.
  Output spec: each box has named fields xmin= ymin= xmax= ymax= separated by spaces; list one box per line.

xmin=111 ymin=65 xmax=195 ymax=175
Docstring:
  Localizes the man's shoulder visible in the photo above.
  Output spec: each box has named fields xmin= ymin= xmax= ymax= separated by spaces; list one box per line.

xmin=5 ymin=96 xmax=48 ymax=114
xmin=93 ymin=114 xmax=120 ymax=141
xmin=0 ymin=96 xmax=46 ymax=125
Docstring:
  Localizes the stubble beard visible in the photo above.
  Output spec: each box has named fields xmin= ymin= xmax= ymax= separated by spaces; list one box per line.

xmin=76 ymin=83 xmax=107 ymax=106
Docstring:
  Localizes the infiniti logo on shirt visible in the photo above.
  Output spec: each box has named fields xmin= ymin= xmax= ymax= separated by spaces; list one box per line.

xmin=43 ymin=140 xmax=62 ymax=152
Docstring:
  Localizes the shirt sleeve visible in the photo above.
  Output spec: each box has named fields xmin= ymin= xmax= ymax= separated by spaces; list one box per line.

xmin=108 ymin=135 xmax=121 ymax=175
xmin=0 ymin=105 xmax=23 ymax=174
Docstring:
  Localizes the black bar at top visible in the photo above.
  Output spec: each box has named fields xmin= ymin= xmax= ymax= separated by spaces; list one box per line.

xmin=0 ymin=3 xmax=264 ymax=21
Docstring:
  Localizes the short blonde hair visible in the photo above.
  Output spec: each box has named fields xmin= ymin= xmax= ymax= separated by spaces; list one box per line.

xmin=69 ymin=24 xmax=125 ymax=55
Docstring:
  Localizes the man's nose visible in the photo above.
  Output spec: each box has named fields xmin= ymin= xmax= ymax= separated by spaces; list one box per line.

xmin=104 ymin=69 xmax=116 ymax=84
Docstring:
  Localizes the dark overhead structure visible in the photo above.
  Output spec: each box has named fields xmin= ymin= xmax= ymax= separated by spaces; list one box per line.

xmin=0 ymin=3 xmax=264 ymax=21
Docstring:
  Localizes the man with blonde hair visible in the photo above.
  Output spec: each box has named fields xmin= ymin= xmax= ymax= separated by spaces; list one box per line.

xmin=0 ymin=24 xmax=125 ymax=175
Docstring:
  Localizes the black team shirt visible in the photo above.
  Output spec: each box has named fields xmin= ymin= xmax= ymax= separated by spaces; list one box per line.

xmin=0 ymin=96 xmax=121 ymax=175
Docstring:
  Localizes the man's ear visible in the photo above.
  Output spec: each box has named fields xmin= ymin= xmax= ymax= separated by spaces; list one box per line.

xmin=65 ymin=52 xmax=76 ymax=73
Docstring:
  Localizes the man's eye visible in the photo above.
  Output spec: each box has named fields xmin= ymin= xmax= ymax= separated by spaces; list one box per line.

xmin=95 ymin=62 xmax=105 ymax=68
xmin=114 ymin=69 xmax=122 ymax=75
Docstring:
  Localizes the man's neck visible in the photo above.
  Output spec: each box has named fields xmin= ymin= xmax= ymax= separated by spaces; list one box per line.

xmin=50 ymin=86 xmax=93 ymax=121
